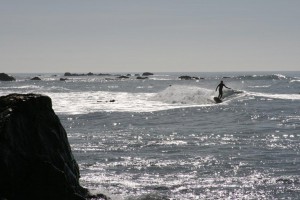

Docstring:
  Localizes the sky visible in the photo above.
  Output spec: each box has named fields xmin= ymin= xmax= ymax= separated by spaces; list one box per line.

xmin=1 ymin=0 xmax=300 ymax=73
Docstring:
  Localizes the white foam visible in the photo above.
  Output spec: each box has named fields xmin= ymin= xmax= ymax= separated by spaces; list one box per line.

xmin=42 ymin=85 xmax=232 ymax=114
xmin=44 ymin=91 xmax=207 ymax=114
xmin=290 ymin=79 xmax=300 ymax=83
xmin=274 ymin=74 xmax=287 ymax=79
xmin=248 ymin=85 xmax=271 ymax=88
xmin=247 ymin=92 xmax=300 ymax=100
xmin=150 ymin=85 xmax=215 ymax=105
xmin=1 ymin=84 xmax=243 ymax=114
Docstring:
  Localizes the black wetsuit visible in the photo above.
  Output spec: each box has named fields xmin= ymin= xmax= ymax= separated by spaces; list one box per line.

xmin=216 ymin=83 xmax=230 ymax=99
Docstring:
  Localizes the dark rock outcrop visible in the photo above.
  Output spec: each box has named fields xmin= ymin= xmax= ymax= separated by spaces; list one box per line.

xmin=0 ymin=94 xmax=109 ymax=200
xmin=117 ymin=75 xmax=129 ymax=79
xmin=136 ymin=76 xmax=148 ymax=80
xmin=30 ymin=77 xmax=42 ymax=80
xmin=142 ymin=72 xmax=154 ymax=76
xmin=179 ymin=75 xmax=192 ymax=80
xmin=179 ymin=75 xmax=199 ymax=80
xmin=64 ymin=72 xmax=112 ymax=77
xmin=0 ymin=73 xmax=15 ymax=81
xmin=97 ymin=73 xmax=112 ymax=76
xmin=64 ymin=72 xmax=86 ymax=76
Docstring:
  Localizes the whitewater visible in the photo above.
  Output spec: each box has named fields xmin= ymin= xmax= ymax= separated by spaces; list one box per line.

xmin=0 ymin=71 xmax=300 ymax=199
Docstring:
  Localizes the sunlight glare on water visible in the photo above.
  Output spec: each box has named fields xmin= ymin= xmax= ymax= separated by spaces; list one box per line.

xmin=1 ymin=72 xmax=300 ymax=199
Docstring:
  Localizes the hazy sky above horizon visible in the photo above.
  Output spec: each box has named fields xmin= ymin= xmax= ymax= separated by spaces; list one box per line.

xmin=1 ymin=0 xmax=300 ymax=73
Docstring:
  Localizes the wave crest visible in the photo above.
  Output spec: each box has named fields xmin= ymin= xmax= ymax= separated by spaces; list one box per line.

xmin=234 ymin=74 xmax=288 ymax=80
xmin=150 ymin=85 xmax=215 ymax=105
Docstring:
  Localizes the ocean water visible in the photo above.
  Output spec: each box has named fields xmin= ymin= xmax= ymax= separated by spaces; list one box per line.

xmin=1 ymin=71 xmax=300 ymax=199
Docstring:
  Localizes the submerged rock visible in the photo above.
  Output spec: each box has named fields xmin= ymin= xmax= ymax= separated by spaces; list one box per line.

xmin=117 ymin=75 xmax=129 ymax=79
xmin=136 ymin=76 xmax=148 ymax=80
xmin=0 ymin=94 xmax=110 ymax=200
xmin=0 ymin=73 xmax=15 ymax=81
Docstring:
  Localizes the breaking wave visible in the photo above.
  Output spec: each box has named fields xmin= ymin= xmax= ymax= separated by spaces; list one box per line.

xmin=150 ymin=85 xmax=215 ymax=105
xmin=233 ymin=74 xmax=288 ymax=80
xmin=150 ymin=85 xmax=241 ymax=105
xmin=247 ymin=92 xmax=300 ymax=100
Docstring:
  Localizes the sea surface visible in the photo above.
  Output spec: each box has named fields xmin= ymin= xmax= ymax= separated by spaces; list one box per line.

xmin=1 ymin=71 xmax=300 ymax=199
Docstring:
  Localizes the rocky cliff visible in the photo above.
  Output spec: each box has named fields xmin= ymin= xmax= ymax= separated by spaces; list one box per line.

xmin=0 ymin=94 xmax=107 ymax=200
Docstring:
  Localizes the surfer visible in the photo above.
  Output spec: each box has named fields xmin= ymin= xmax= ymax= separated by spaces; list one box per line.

xmin=216 ymin=81 xmax=231 ymax=99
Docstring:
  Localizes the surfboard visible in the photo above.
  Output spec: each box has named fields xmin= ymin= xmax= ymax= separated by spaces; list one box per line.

xmin=213 ymin=97 xmax=222 ymax=103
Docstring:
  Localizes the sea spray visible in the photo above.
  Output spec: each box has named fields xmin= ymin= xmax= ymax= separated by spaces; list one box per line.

xmin=150 ymin=85 xmax=215 ymax=105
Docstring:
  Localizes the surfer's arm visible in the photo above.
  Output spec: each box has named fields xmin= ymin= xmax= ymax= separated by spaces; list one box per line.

xmin=215 ymin=85 xmax=219 ymax=91
xmin=224 ymin=85 xmax=231 ymax=89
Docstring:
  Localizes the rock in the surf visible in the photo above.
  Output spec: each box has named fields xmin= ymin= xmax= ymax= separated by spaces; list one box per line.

xmin=30 ymin=77 xmax=42 ymax=80
xmin=136 ymin=76 xmax=148 ymax=79
xmin=0 ymin=73 xmax=16 ymax=81
xmin=178 ymin=75 xmax=199 ymax=80
xmin=142 ymin=72 xmax=154 ymax=76
xmin=117 ymin=75 xmax=129 ymax=79
xmin=0 ymin=93 xmax=110 ymax=200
